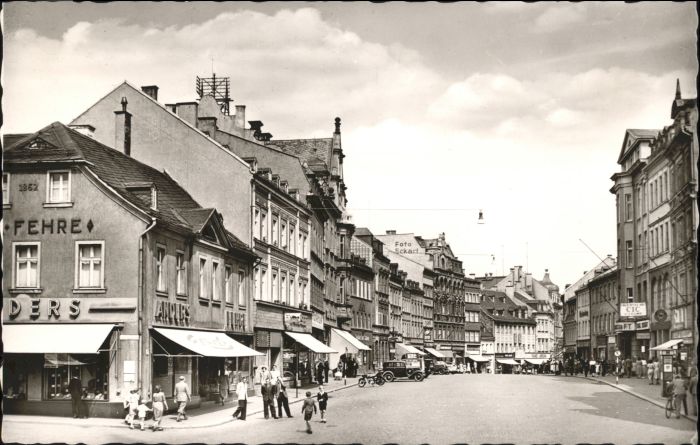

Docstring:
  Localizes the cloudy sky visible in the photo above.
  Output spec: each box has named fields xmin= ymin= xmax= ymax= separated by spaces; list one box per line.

xmin=3 ymin=2 xmax=698 ymax=287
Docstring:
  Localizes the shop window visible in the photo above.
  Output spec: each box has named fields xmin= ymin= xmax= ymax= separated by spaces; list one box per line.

xmin=154 ymin=356 xmax=169 ymax=377
xmin=3 ymin=356 xmax=29 ymax=399
xmin=76 ymin=241 xmax=105 ymax=289
xmin=14 ymin=242 xmax=41 ymax=289
xmin=156 ymin=246 xmax=167 ymax=292
xmin=47 ymin=170 xmax=71 ymax=204
xmin=44 ymin=352 xmax=109 ymax=401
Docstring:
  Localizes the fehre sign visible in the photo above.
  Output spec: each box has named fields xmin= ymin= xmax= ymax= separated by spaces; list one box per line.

xmin=154 ymin=300 xmax=190 ymax=326
xmin=8 ymin=297 xmax=81 ymax=320
xmin=10 ymin=218 xmax=94 ymax=235
xmin=225 ymin=310 xmax=246 ymax=332
xmin=620 ymin=303 xmax=647 ymax=317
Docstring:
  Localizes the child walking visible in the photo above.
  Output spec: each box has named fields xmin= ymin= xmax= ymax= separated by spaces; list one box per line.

xmin=301 ymin=391 xmax=317 ymax=434
xmin=124 ymin=388 xmax=140 ymax=428
xmin=317 ymin=385 xmax=328 ymax=423
xmin=133 ymin=399 xmax=152 ymax=431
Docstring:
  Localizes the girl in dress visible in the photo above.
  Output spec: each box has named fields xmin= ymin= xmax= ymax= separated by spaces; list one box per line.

xmin=151 ymin=385 xmax=168 ymax=431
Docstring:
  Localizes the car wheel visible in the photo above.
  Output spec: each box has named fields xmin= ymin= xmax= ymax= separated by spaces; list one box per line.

xmin=383 ymin=371 xmax=395 ymax=382
xmin=414 ymin=372 xmax=424 ymax=382
xmin=358 ymin=377 xmax=366 ymax=388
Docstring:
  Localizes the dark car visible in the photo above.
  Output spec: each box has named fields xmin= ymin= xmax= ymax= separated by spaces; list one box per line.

xmin=430 ymin=361 xmax=449 ymax=375
xmin=381 ymin=360 xmax=425 ymax=382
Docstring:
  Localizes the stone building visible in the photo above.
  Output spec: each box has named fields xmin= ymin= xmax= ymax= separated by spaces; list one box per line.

xmin=588 ymin=262 xmax=619 ymax=361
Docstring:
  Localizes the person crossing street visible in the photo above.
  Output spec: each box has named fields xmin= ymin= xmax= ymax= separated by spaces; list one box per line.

xmin=174 ymin=376 xmax=191 ymax=422
xmin=231 ymin=376 xmax=249 ymax=421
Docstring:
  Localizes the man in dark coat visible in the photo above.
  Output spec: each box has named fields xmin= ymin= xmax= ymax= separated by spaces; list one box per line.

xmin=324 ymin=360 xmax=330 ymax=383
xmin=68 ymin=376 xmax=87 ymax=418
xmin=261 ymin=378 xmax=278 ymax=419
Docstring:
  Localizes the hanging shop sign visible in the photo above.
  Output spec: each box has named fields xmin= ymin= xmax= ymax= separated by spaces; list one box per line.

xmin=620 ymin=303 xmax=647 ymax=318
xmin=284 ymin=312 xmax=310 ymax=332
xmin=423 ymin=327 xmax=433 ymax=342
xmin=653 ymin=309 xmax=668 ymax=322
xmin=672 ymin=329 xmax=693 ymax=339
xmin=636 ymin=332 xmax=651 ymax=340
xmin=615 ymin=322 xmax=635 ymax=332
xmin=312 ymin=312 xmax=324 ymax=330
xmin=635 ymin=320 xmax=650 ymax=330
xmin=154 ymin=300 xmax=190 ymax=326
xmin=8 ymin=297 xmax=82 ymax=320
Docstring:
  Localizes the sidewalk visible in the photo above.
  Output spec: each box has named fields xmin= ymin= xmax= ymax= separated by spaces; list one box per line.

xmin=3 ymin=377 xmax=358 ymax=430
xmin=583 ymin=373 xmax=698 ymax=422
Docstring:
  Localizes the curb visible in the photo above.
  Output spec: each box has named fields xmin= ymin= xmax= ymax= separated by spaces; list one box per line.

xmin=2 ymin=382 xmax=358 ymax=430
xmin=584 ymin=376 xmax=698 ymax=423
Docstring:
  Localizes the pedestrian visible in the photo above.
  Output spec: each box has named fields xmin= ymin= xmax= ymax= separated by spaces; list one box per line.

xmin=624 ymin=357 xmax=632 ymax=378
xmin=647 ymin=358 xmax=655 ymax=384
xmin=124 ymin=388 xmax=140 ymax=427
xmin=671 ymin=372 xmax=688 ymax=419
xmin=653 ymin=359 xmax=661 ymax=385
xmin=324 ymin=359 xmax=330 ymax=383
xmin=688 ymin=365 xmax=698 ymax=416
xmin=133 ymin=399 xmax=152 ymax=431
xmin=261 ymin=377 xmax=278 ymax=419
xmin=301 ymin=390 xmax=317 ymax=434
xmin=635 ymin=357 xmax=642 ymax=379
xmin=317 ymin=385 xmax=328 ymax=423
xmin=316 ymin=360 xmax=325 ymax=386
xmin=231 ymin=376 xmax=249 ymax=421
xmin=218 ymin=371 xmax=229 ymax=406
xmin=582 ymin=358 xmax=588 ymax=377
xmin=259 ymin=366 xmax=271 ymax=384
xmin=68 ymin=376 xmax=87 ymax=419
xmin=270 ymin=365 xmax=281 ymax=413
xmin=277 ymin=380 xmax=293 ymax=418
xmin=151 ymin=385 xmax=168 ymax=431
xmin=174 ymin=375 xmax=191 ymax=422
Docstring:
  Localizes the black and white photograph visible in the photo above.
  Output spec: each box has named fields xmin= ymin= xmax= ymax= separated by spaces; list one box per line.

xmin=1 ymin=2 xmax=698 ymax=444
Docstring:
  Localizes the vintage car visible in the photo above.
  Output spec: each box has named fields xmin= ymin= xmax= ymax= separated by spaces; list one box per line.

xmin=381 ymin=360 xmax=425 ymax=382
xmin=431 ymin=361 xmax=449 ymax=375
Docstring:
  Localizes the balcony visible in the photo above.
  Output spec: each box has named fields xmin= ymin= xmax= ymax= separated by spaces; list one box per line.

xmin=336 ymin=303 xmax=353 ymax=322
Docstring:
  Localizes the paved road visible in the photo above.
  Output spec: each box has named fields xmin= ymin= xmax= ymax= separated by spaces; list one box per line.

xmin=3 ymin=374 xmax=696 ymax=445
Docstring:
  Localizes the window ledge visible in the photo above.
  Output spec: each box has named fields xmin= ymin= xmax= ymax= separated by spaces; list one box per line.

xmin=155 ymin=290 xmax=169 ymax=297
xmin=198 ymin=297 xmax=210 ymax=305
xmin=3 ymin=203 xmax=11 ymax=210
xmin=9 ymin=288 xmax=43 ymax=294
xmin=73 ymin=288 xmax=107 ymax=294
xmin=212 ymin=300 xmax=222 ymax=306
xmin=176 ymin=293 xmax=189 ymax=300
xmin=43 ymin=202 xmax=74 ymax=208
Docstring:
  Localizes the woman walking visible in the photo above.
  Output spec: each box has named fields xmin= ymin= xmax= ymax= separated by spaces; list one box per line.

xmin=301 ymin=391 xmax=317 ymax=434
xmin=151 ymin=385 xmax=168 ymax=431
xmin=317 ymin=385 xmax=328 ymax=423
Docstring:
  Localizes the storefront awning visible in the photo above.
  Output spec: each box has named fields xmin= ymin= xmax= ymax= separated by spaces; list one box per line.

xmin=331 ymin=328 xmax=371 ymax=351
xmin=525 ymin=358 xmax=547 ymax=365
xmin=396 ymin=343 xmax=426 ymax=356
xmin=285 ymin=332 xmax=337 ymax=354
xmin=424 ymin=347 xmax=445 ymax=358
xmin=466 ymin=355 xmax=490 ymax=362
xmin=154 ymin=327 xmax=263 ymax=357
xmin=650 ymin=339 xmax=683 ymax=351
xmin=497 ymin=359 xmax=520 ymax=366
xmin=439 ymin=350 xmax=455 ymax=359
xmin=3 ymin=324 xmax=116 ymax=354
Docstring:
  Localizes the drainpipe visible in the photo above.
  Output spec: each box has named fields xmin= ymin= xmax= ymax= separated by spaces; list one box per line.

xmin=139 ymin=218 xmax=157 ymax=398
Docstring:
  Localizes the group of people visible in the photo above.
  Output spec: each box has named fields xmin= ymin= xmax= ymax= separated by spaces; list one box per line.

xmin=123 ymin=376 xmax=188 ymax=431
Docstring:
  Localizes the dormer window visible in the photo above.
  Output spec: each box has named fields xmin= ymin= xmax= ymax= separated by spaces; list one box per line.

xmin=27 ymin=138 xmax=53 ymax=150
xmin=46 ymin=170 xmax=71 ymax=205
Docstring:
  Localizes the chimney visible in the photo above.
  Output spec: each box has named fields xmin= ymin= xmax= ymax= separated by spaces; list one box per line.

xmin=114 ymin=97 xmax=132 ymax=156
xmin=334 ymin=117 xmax=341 ymax=134
xmin=69 ymin=124 xmax=95 ymax=138
xmin=141 ymin=85 xmax=159 ymax=101
xmin=675 ymin=78 xmax=681 ymax=100
xmin=386 ymin=230 xmax=396 ymax=235
xmin=235 ymin=105 xmax=246 ymax=131
xmin=197 ymin=116 xmax=217 ymax=137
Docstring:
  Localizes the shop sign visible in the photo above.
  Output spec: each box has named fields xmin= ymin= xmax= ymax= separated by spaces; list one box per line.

xmin=312 ymin=312 xmax=324 ymax=329
xmin=284 ymin=312 xmax=310 ymax=332
xmin=635 ymin=320 xmax=649 ymax=330
xmin=608 ymin=336 xmax=616 ymax=344
xmin=636 ymin=332 xmax=651 ymax=340
xmin=653 ymin=309 xmax=668 ymax=322
xmin=423 ymin=327 xmax=432 ymax=342
xmin=620 ymin=303 xmax=647 ymax=317
xmin=615 ymin=322 xmax=635 ymax=332
xmin=11 ymin=218 xmax=94 ymax=236
xmin=578 ymin=310 xmax=589 ymax=318
xmin=672 ymin=329 xmax=693 ymax=339
xmin=225 ymin=310 xmax=246 ymax=332
xmin=495 ymin=353 xmax=515 ymax=358
xmin=154 ymin=300 xmax=190 ymax=326
xmin=8 ymin=296 xmax=81 ymax=320
xmin=393 ymin=240 xmax=421 ymax=255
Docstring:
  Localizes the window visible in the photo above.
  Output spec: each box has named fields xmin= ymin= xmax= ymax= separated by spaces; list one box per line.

xmin=289 ymin=225 xmax=296 ymax=255
xmin=238 ymin=270 xmax=246 ymax=307
xmin=272 ymin=270 xmax=278 ymax=302
xmin=156 ymin=246 xmax=167 ymax=292
xmin=627 ymin=287 xmax=633 ymax=303
xmin=2 ymin=173 xmax=9 ymax=206
xmin=260 ymin=210 xmax=268 ymax=241
xmin=199 ymin=258 xmax=207 ymax=299
xmin=225 ymin=265 xmax=233 ymax=303
xmin=14 ymin=243 xmax=40 ymax=288
xmin=176 ymin=252 xmax=187 ymax=295
xmin=625 ymin=194 xmax=632 ymax=221
xmin=43 ymin=352 xmax=110 ymax=401
xmin=76 ymin=242 xmax=104 ymax=289
xmin=626 ymin=241 xmax=633 ymax=267
xmin=47 ymin=171 xmax=71 ymax=203
xmin=212 ymin=261 xmax=220 ymax=301
xmin=290 ymin=275 xmax=296 ymax=307
xmin=281 ymin=272 xmax=288 ymax=304
xmin=260 ymin=268 xmax=268 ymax=301
xmin=253 ymin=208 xmax=260 ymax=240
xmin=272 ymin=216 xmax=278 ymax=246
xmin=281 ymin=220 xmax=287 ymax=250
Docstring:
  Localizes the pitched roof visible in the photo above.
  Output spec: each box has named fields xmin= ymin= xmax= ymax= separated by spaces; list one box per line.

xmin=617 ymin=128 xmax=658 ymax=164
xmin=4 ymin=122 xmax=252 ymax=254
xmin=480 ymin=290 xmax=536 ymax=325
xmin=266 ymin=138 xmax=332 ymax=170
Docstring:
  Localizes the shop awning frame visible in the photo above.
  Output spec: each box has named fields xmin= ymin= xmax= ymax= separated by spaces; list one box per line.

xmin=396 ymin=343 xmax=426 ymax=357
xmin=650 ymin=339 xmax=683 ymax=351
xmin=285 ymin=332 xmax=337 ymax=354
xmin=153 ymin=327 xmax=263 ymax=357
xmin=439 ymin=350 xmax=455 ymax=359
xmin=331 ymin=328 xmax=371 ymax=351
xmin=465 ymin=355 xmax=490 ymax=362
xmin=525 ymin=358 xmax=547 ymax=365
xmin=496 ymin=359 xmax=520 ymax=366
xmin=3 ymin=324 xmax=117 ymax=354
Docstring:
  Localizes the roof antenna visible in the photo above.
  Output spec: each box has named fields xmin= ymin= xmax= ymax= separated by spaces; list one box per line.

xmin=211 ymin=55 xmax=215 ymax=77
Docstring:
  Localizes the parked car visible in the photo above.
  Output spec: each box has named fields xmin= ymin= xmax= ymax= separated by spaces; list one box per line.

xmin=381 ymin=360 xmax=425 ymax=382
xmin=447 ymin=363 xmax=459 ymax=374
xmin=431 ymin=361 xmax=449 ymax=375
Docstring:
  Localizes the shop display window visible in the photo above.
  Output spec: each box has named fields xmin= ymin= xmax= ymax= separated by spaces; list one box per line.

xmin=43 ymin=352 xmax=109 ymax=401
xmin=3 ymin=356 xmax=29 ymax=399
